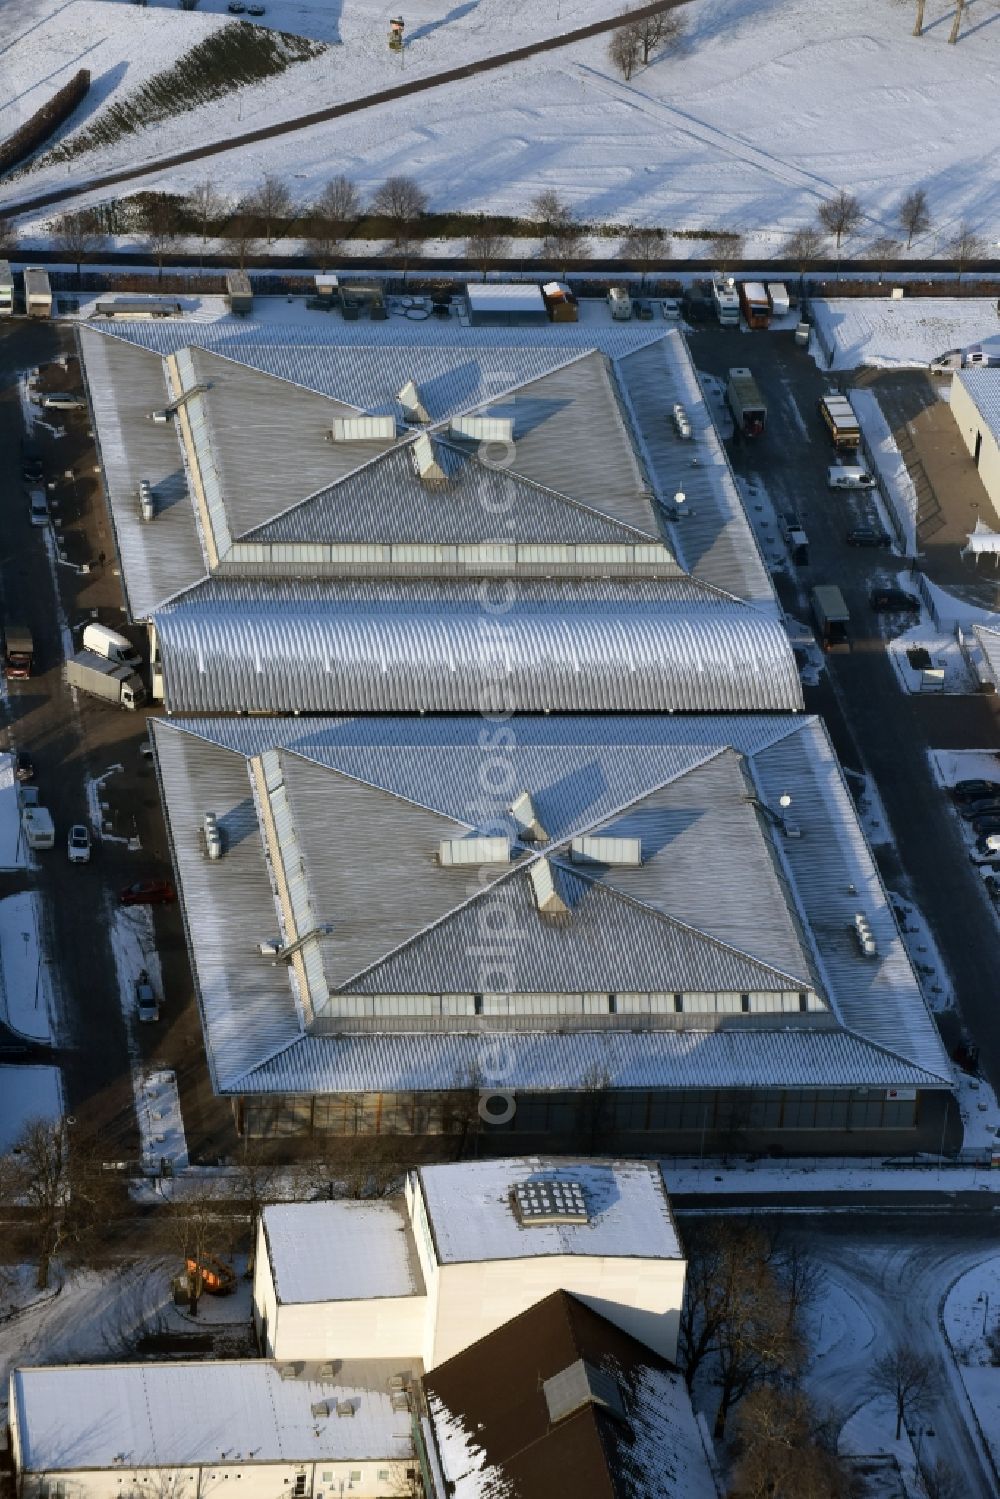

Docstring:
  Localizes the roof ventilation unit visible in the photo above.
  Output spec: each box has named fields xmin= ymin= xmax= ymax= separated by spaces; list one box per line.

xmin=336 ymin=1400 xmax=356 ymax=1418
xmin=438 ymin=836 xmax=511 ymax=866
xmin=330 ymin=415 xmax=396 ymax=442
xmin=510 ymin=791 xmax=547 ymax=843
xmin=853 ymin=911 xmax=877 ymax=958
xmin=529 ymin=857 xmax=568 ymax=915
xmin=449 ymin=414 xmax=515 ymax=444
xmin=138 ymin=479 xmax=156 ymax=522
xmin=202 ymin=812 xmax=223 ymax=860
xmin=397 ymin=379 xmax=430 ymax=424
xmin=412 ymin=432 xmax=446 ymax=481
xmin=570 ymin=836 xmax=641 ymax=867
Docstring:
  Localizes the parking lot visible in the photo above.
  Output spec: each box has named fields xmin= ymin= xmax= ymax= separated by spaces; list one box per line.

xmin=690 ymin=324 xmax=1000 ymax=1084
xmin=0 ymin=320 xmax=233 ymax=1163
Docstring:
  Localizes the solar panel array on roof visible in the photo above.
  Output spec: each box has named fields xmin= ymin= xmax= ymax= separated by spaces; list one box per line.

xmin=514 ymin=1180 xmax=589 ymax=1226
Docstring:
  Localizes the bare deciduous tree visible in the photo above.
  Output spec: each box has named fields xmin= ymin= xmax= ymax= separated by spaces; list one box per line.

xmin=249 ymin=173 xmax=292 ymax=246
xmin=371 ymin=174 xmax=428 ymax=247
xmin=466 ymin=220 xmax=511 ymax=276
xmin=709 ymin=231 xmax=744 ymax=272
xmin=188 ymin=179 xmax=224 ymax=250
xmin=817 ymin=190 xmax=863 ymax=250
xmin=0 ymin=1119 xmax=122 ymax=1289
xmin=52 ymin=208 xmax=105 ymax=285
xmin=868 ymin=234 xmax=900 ymax=281
xmin=308 ymin=174 xmax=361 ymax=267
xmin=733 ymin=1387 xmax=849 ymax=1499
xmin=608 ymin=22 xmax=642 ymax=80
xmin=169 ymin=1179 xmax=233 ymax=1317
xmin=620 ymin=225 xmax=668 ymax=285
xmin=138 ymin=193 xmax=182 ymax=280
xmin=949 ymin=0 xmax=966 ymax=43
xmin=949 ymin=219 xmax=986 ymax=279
xmin=922 ymin=1458 xmax=963 ymax=1499
xmin=532 ymin=189 xmax=587 ymax=274
xmin=868 ymin=1345 xmax=930 ymax=1441
xmin=782 ymin=225 xmax=826 ymax=264
xmin=898 ymin=186 xmax=931 ymax=247
xmin=227 ymin=199 xmax=260 ymax=269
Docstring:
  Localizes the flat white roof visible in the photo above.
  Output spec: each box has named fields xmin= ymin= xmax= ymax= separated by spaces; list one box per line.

xmin=264 ymin=1200 xmax=423 ymax=1303
xmin=466 ymin=282 xmax=546 ymax=313
xmin=11 ymin=1360 xmax=416 ymax=1472
xmin=416 ymin=1158 xmax=682 ymax=1264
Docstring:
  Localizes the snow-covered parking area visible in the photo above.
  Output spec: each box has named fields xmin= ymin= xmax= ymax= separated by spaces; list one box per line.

xmin=813 ymin=299 xmax=1000 ymax=373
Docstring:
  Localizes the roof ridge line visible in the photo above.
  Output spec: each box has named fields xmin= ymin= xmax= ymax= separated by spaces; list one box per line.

xmin=542 ymin=746 xmax=734 ymax=849
xmin=428 ymin=344 xmax=603 ymax=428
xmin=181 ymin=338 xmax=368 ymax=411
xmin=547 ymin=859 xmax=815 ymax=989
xmin=235 ymin=434 xmax=412 ymax=543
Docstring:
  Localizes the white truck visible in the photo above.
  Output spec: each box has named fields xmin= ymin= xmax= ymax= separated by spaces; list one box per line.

xmin=67 ymin=650 xmax=145 ymax=710
xmin=82 ymin=622 xmax=142 ymax=669
xmin=727 ymin=367 xmax=767 ymax=437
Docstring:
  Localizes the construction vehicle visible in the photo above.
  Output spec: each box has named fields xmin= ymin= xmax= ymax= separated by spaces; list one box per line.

xmin=185 ymin=1253 xmax=237 ymax=1295
xmin=819 ymin=393 xmax=860 ymax=450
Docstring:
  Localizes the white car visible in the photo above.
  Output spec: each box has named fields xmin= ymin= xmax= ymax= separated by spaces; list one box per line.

xmin=67 ymin=824 xmax=91 ymax=864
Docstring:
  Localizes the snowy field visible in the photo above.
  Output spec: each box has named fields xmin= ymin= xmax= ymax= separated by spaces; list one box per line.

xmin=814 ymin=299 xmax=1000 ymax=372
xmin=3 ymin=0 xmax=1000 ymax=244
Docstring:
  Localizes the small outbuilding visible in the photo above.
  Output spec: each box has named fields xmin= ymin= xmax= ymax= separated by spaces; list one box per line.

xmin=225 ymin=269 xmax=253 ymax=315
xmin=465 ymin=281 xmax=547 ymax=326
xmin=23 ymin=267 xmax=51 ymax=318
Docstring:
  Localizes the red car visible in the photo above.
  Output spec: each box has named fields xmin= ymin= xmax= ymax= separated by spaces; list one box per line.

xmin=119 ymin=879 xmax=176 ymax=907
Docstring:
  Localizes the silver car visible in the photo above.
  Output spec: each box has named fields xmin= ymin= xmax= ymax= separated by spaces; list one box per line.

xmin=67 ymin=824 xmax=91 ymax=864
xmin=29 ymin=488 xmax=48 ymax=527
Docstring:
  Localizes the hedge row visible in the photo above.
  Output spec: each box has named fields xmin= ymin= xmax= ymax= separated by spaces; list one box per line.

xmin=0 ymin=69 xmax=90 ymax=174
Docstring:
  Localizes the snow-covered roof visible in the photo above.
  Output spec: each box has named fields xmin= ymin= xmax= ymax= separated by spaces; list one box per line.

xmin=148 ymin=711 xmax=952 ymax=1096
xmin=957 ymin=367 xmax=1000 ymax=439
xmin=425 ymin=1290 xmax=715 ymax=1499
xmin=11 ymin=1360 xmax=416 ymax=1472
xmin=415 ymin=1158 xmax=682 ymax=1265
xmin=153 ymin=585 xmax=802 ymax=715
xmin=264 ymin=1200 xmax=423 ymax=1303
xmin=466 ymin=282 xmax=546 ymax=313
xmin=811 ymin=298 xmax=1000 ymax=371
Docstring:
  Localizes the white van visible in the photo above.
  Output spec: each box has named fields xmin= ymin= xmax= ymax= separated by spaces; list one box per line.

xmin=82 ymin=622 xmax=141 ymax=669
xmin=828 ymin=465 xmax=876 ymax=491
xmin=22 ymin=806 xmax=55 ymax=850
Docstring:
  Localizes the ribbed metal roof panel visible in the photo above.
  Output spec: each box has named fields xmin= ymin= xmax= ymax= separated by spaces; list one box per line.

xmin=155 ymin=596 xmax=803 ymax=714
xmin=347 ymin=862 xmax=806 ymax=997
xmin=98 ymin=321 xmax=667 ymax=421
xmin=79 ymin=327 xmax=207 ymax=617
xmin=250 ymin=435 xmax=664 ymax=548
xmin=237 ymin=1028 xmax=948 ymax=1095
xmin=753 ymin=719 xmax=951 ymax=1080
xmin=150 ymin=722 xmax=302 ymax=1091
xmin=616 ymin=334 xmax=777 ymax=611
xmin=958 ymin=367 xmax=1000 ymax=438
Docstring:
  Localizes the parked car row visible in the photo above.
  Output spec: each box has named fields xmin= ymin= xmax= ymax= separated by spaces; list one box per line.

xmin=949 ymin=778 xmax=1000 ymax=861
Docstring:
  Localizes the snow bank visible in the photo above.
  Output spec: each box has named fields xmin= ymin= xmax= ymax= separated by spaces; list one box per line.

xmin=0 ymin=753 xmax=30 ymax=872
xmin=0 ymin=1066 xmax=63 ymax=1153
xmin=0 ymin=891 xmax=54 ymax=1042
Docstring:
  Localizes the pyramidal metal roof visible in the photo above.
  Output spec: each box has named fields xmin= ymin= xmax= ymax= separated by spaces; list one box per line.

xmin=150 ymin=714 xmax=951 ymax=1094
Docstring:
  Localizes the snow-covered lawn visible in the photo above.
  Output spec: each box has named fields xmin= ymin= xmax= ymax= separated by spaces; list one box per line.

xmin=4 ymin=0 xmax=1000 ymax=243
xmin=0 ymin=754 xmax=31 ymax=872
xmin=814 ymin=299 xmax=1000 ymax=373
xmin=0 ymin=892 xmax=54 ymax=1043
xmin=0 ymin=1066 xmax=63 ymax=1154
xmin=944 ymin=1256 xmax=1000 ymax=1474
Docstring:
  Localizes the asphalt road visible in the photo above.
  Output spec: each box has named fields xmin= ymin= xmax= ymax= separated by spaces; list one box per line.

xmin=690 ymin=326 xmax=1000 ymax=1096
xmin=0 ymin=319 xmax=194 ymax=1158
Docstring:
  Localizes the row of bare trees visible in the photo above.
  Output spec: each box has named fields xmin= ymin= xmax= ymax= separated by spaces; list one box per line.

xmin=32 ymin=169 xmax=987 ymax=282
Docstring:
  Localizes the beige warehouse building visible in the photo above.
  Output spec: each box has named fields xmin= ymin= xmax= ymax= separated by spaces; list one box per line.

xmin=952 ymin=368 xmax=1000 ymax=517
